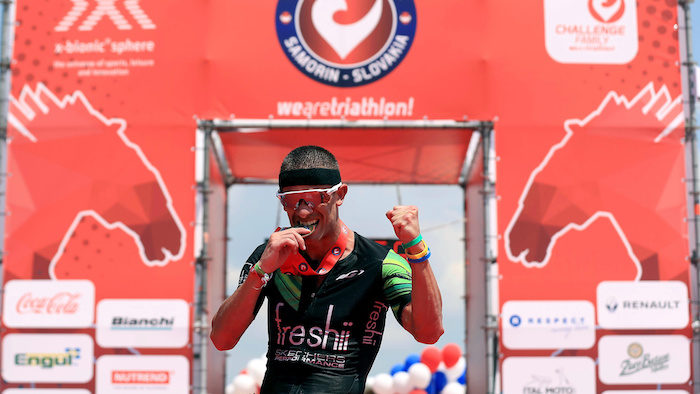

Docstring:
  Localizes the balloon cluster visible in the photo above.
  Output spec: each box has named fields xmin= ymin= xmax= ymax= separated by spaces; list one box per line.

xmin=366 ymin=343 xmax=466 ymax=394
xmin=225 ymin=356 xmax=266 ymax=394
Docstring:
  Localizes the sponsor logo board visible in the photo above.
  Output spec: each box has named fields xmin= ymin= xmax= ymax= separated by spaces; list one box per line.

xmin=2 ymin=280 xmax=95 ymax=328
xmin=598 ymin=335 xmax=690 ymax=384
xmin=275 ymin=0 xmax=417 ymax=87
xmin=502 ymin=300 xmax=595 ymax=349
xmin=96 ymin=299 xmax=189 ymax=348
xmin=602 ymin=391 xmax=689 ymax=394
xmin=502 ymin=356 xmax=596 ymax=394
xmin=3 ymin=390 xmax=91 ymax=394
xmin=1 ymin=334 xmax=94 ymax=383
xmin=597 ymin=281 xmax=689 ymax=329
xmin=544 ymin=0 xmax=638 ymax=64
xmin=96 ymin=355 xmax=189 ymax=393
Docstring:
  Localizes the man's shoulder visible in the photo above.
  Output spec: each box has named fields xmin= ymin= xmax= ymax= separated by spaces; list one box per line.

xmin=251 ymin=242 xmax=268 ymax=256
xmin=352 ymin=232 xmax=392 ymax=257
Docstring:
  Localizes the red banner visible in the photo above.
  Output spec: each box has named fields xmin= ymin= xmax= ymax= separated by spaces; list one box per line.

xmin=2 ymin=0 xmax=197 ymax=390
xmin=490 ymin=0 xmax=692 ymax=392
xmin=1 ymin=0 xmax=693 ymax=391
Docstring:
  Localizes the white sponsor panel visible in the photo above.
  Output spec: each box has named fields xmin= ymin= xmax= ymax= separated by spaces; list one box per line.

xmin=544 ymin=0 xmax=638 ymax=64
xmin=597 ymin=281 xmax=689 ymax=329
xmin=502 ymin=300 xmax=595 ymax=349
xmin=502 ymin=357 xmax=596 ymax=394
xmin=3 ymin=390 xmax=91 ymax=394
xmin=2 ymin=280 xmax=95 ymax=328
xmin=96 ymin=299 xmax=189 ymax=348
xmin=1 ymin=334 xmax=94 ymax=383
xmin=602 ymin=391 xmax=689 ymax=394
xmin=96 ymin=355 xmax=189 ymax=393
xmin=598 ymin=335 xmax=690 ymax=384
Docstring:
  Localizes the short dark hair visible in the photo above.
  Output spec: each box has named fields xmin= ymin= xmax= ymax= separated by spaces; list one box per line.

xmin=280 ymin=145 xmax=339 ymax=172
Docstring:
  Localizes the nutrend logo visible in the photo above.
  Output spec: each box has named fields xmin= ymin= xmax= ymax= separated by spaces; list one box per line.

xmin=55 ymin=0 xmax=156 ymax=32
xmin=588 ymin=0 xmax=625 ymax=24
xmin=112 ymin=370 xmax=170 ymax=384
xmin=276 ymin=0 xmax=416 ymax=87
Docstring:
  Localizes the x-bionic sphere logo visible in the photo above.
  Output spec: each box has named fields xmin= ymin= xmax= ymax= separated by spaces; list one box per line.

xmin=276 ymin=0 xmax=417 ymax=87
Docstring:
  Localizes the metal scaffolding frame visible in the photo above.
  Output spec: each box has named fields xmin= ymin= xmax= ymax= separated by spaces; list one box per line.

xmin=678 ymin=1 xmax=700 ymax=391
xmin=194 ymin=117 xmax=496 ymax=393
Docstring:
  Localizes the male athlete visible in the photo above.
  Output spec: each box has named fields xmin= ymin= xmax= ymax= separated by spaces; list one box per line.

xmin=210 ymin=145 xmax=444 ymax=393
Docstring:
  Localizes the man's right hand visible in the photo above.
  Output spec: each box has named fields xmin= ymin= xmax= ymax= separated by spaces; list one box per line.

xmin=258 ymin=227 xmax=311 ymax=273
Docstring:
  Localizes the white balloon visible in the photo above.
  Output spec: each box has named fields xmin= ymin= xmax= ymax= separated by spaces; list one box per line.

xmin=225 ymin=382 xmax=236 ymax=394
xmin=364 ymin=377 xmax=375 ymax=394
xmin=392 ymin=371 xmax=412 ymax=394
xmin=441 ymin=381 xmax=466 ymax=394
xmin=445 ymin=357 xmax=466 ymax=381
xmin=372 ymin=373 xmax=394 ymax=394
xmin=407 ymin=362 xmax=432 ymax=389
xmin=246 ymin=358 xmax=267 ymax=386
xmin=232 ymin=374 xmax=256 ymax=394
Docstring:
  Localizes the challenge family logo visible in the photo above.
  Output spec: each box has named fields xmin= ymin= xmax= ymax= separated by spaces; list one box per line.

xmin=276 ymin=0 xmax=416 ymax=87
xmin=588 ymin=0 xmax=625 ymax=24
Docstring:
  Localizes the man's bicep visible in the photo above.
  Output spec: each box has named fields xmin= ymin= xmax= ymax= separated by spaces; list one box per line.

xmin=381 ymin=250 xmax=413 ymax=322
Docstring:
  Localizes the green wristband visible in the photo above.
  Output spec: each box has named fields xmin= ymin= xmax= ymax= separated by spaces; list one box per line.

xmin=402 ymin=234 xmax=423 ymax=249
xmin=254 ymin=262 xmax=267 ymax=276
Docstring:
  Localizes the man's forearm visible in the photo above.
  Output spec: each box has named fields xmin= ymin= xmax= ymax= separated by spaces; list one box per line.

xmin=210 ymin=273 xmax=265 ymax=351
xmin=404 ymin=260 xmax=444 ymax=344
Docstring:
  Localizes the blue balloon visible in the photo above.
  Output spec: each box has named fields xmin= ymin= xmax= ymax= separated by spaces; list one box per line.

xmin=390 ymin=363 xmax=405 ymax=376
xmin=404 ymin=353 xmax=421 ymax=370
xmin=433 ymin=371 xmax=448 ymax=393
xmin=457 ymin=368 xmax=466 ymax=385
xmin=425 ymin=377 xmax=437 ymax=394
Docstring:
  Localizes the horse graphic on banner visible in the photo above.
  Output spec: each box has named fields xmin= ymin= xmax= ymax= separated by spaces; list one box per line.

xmin=6 ymin=84 xmax=186 ymax=279
xmin=505 ymin=83 xmax=685 ymax=280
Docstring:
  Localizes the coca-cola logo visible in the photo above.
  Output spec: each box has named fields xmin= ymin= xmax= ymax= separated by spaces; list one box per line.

xmin=16 ymin=292 xmax=81 ymax=314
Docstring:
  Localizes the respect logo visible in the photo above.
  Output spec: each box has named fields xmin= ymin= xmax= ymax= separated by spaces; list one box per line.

xmin=275 ymin=0 xmax=416 ymax=87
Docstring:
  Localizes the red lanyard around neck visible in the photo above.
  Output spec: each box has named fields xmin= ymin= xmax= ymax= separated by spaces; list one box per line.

xmin=277 ymin=221 xmax=350 ymax=276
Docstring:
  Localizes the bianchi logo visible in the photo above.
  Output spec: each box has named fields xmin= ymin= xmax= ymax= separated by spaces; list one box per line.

xmin=620 ymin=342 xmax=670 ymax=376
xmin=588 ymin=0 xmax=625 ymax=24
xmin=275 ymin=0 xmax=417 ymax=87
xmin=111 ymin=316 xmax=174 ymax=330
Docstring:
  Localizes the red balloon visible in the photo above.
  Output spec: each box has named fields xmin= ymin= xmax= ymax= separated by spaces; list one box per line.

xmin=442 ymin=343 xmax=462 ymax=368
xmin=409 ymin=390 xmax=427 ymax=394
xmin=420 ymin=346 xmax=442 ymax=373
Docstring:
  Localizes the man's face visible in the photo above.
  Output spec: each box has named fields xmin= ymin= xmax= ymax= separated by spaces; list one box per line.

xmin=278 ymin=183 xmax=347 ymax=243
